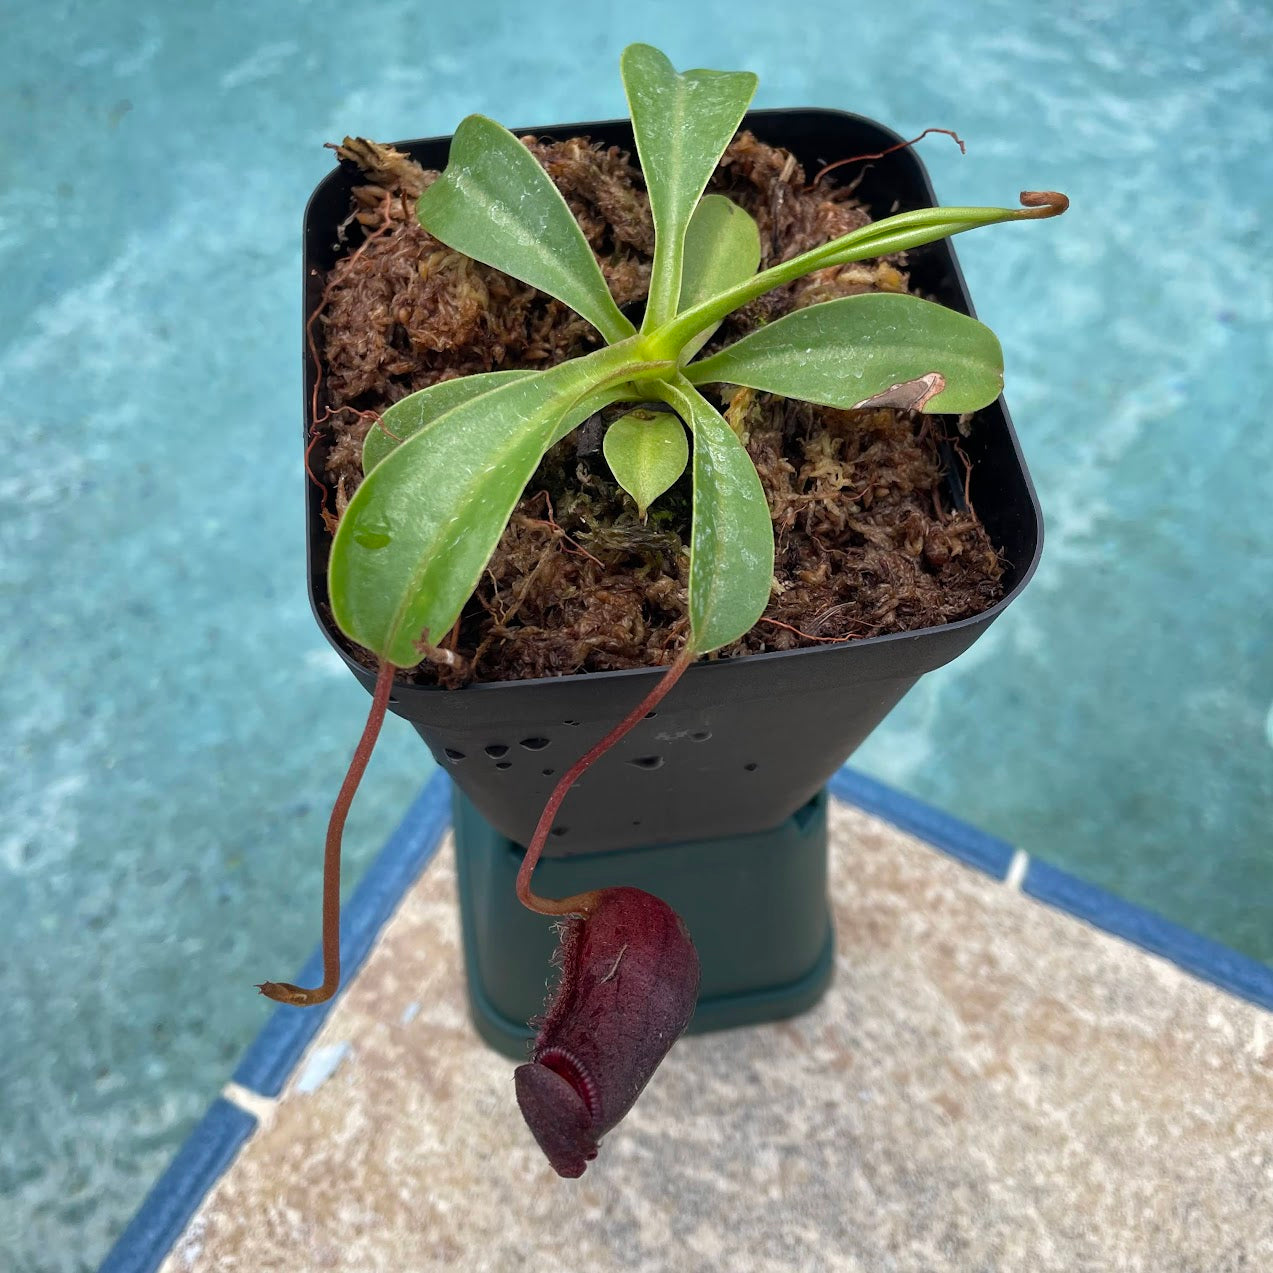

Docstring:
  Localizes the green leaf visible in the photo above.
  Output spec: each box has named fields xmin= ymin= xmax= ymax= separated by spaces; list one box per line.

xmin=686 ymin=293 xmax=1004 ymax=414
xmin=602 ymin=408 xmax=689 ymax=517
xmin=620 ymin=44 xmax=757 ymax=330
xmin=677 ymin=194 xmax=760 ymax=361
xmin=416 ymin=114 xmax=633 ymax=344
xmin=651 ymin=195 xmax=1068 ymax=357
xmin=811 ymin=195 xmax=1068 ymax=275
xmin=330 ymin=345 xmax=642 ymax=667
xmin=363 ymin=370 xmax=533 ymax=473
xmin=656 ymin=377 xmax=773 ymax=654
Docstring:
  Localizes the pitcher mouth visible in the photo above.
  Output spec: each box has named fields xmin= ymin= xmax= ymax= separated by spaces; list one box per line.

xmin=514 ymin=1059 xmax=601 ymax=1178
xmin=534 ymin=1046 xmax=602 ymax=1122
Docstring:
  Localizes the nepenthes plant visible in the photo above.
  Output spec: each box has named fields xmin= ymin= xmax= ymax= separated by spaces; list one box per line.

xmin=262 ymin=44 xmax=1066 ymax=1176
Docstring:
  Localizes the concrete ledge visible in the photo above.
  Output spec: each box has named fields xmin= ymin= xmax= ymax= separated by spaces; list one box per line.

xmin=101 ymin=772 xmax=1273 ymax=1272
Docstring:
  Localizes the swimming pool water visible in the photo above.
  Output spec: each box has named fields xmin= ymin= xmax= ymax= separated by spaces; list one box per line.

xmin=2 ymin=2 xmax=1270 ymax=1269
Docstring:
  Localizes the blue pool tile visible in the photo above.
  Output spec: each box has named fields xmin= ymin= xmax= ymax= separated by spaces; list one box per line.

xmin=829 ymin=767 xmax=1017 ymax=880
xmin=832 ymin=768 xmax=1272 ymax=1014
xmin=97 ymin=1098 xmax=255 ymax=1273
xmin=1024 ymin=857 xmax=1273 ymax=1015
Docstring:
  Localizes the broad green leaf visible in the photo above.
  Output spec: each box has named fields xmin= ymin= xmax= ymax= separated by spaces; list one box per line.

xmin=677 ymin=194 xmax=761 ymax=361
xmin=365 ymin=367 xmax=626 ymax=474
xmin=331 ymin=345 xmax=640 ymax=667
xmin=620 ymin=44 xmax=757 ymax=330
xmin=416 ymin=115 xmax=633 ymax=344
xmin=363 ymin=370 xmax=532 ymax=473
xmin=686 ymin=292 xmax=1004 ymax=414
xmin=602 ymin=408 xmax=689 ymax=516
xmin=657 ymin=377 xmax=773 ymax=654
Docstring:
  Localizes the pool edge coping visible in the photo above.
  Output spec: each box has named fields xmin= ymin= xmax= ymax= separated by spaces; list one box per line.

xmin=97 ymin=767 xmax=1273 ymax=1273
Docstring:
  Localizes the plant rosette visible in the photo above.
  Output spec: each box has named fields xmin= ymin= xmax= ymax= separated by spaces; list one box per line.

xmin=268 ymin=45 xmax=1066 ymax=1177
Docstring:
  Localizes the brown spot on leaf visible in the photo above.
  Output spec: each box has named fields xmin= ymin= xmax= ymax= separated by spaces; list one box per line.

xmin=851 ymin=372 xmax=947 ymax=413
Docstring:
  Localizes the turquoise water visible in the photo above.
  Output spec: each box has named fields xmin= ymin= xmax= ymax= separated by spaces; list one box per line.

xmin=2 ymin=3 xmax=1269 ymax=1269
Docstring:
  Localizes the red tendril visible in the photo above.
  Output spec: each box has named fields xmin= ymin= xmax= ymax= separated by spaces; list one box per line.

xmin=812 ymin=127 xmax=967 ymax=186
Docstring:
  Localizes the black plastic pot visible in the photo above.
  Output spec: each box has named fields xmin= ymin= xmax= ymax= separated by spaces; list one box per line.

xmin=304 ymin=109 xmax=1044 ymax=857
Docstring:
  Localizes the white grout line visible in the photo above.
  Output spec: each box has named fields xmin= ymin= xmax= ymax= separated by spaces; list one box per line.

xmin=1250 ymin=1017 xmax=1270 ymax=1066
xmin=1004 ymin=848 xmax=1030 ymax=892
xmin=222 ymin=1081 xmax=278 ymax=1128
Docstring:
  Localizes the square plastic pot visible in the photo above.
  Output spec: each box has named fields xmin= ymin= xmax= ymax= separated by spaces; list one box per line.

xmin=303 ymin=108 xmax=1044 ymax=856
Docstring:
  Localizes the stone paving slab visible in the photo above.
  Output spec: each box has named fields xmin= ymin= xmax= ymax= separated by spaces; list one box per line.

xmin=156 ymin=800 xmax=1273 ymax=1273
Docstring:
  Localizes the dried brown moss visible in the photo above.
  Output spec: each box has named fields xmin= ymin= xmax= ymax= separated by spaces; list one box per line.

xmin=312 ymin=131 xmax=1004 ymax=686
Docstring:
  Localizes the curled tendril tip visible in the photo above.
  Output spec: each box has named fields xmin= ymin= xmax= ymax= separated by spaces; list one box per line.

xmin=1018 ymin=191 xmax=1069 ymax=218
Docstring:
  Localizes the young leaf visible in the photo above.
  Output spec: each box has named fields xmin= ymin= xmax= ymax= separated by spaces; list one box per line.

xmin=677 ymin=195 xmax=760 ymax=361
xmin=651 ymin=193 xmax=1069 ymax=358
xmin=363 ymin=369 xmax=533 ymax=472
xmin=814 ymin=194 xmax=1069 ymax=275
xmin=686 ymin=292 xmax=1004 ymax=414
xmin=620 ymin=44 xmax=757 ymax=330
xmin=602 ymin=408 xmax=689 ymax=517
xmin=330 ymin=345 xmax=645 ymax=667
xmin=416 ymin=115 xmax=634 ymax=344
xmin=656 ymin=377 xmax=773 ymax=654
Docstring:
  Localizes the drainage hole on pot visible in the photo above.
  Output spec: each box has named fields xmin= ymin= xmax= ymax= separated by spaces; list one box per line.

xmin=563 ymin=718 xmax=580 ymax=726
xmin=631 ymin=819 xmax=642 ymax=828
xmin=519 ymin=736 xmax=550 ymax=751
xmin=744 ymin=762 xmax=759 ymax=772
xmin=495 ymin=761 xmax=512 ymax=770
xmin=627 ymin=755 xmax=664 ymax=771
xmin=644 ymin=710 xmax=658 ymax=719
xmin=690 ymin=729 xmax=712 ymax=742
xmin=485 ymin=744 xmax=509 ymax=758
xmin=443 ymin=748 xmax=466 ymax=763
xmin=541 ymin=767 xmax=555 ymax=777
xmin=550 ymin=826 xmax=569 ymax=838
